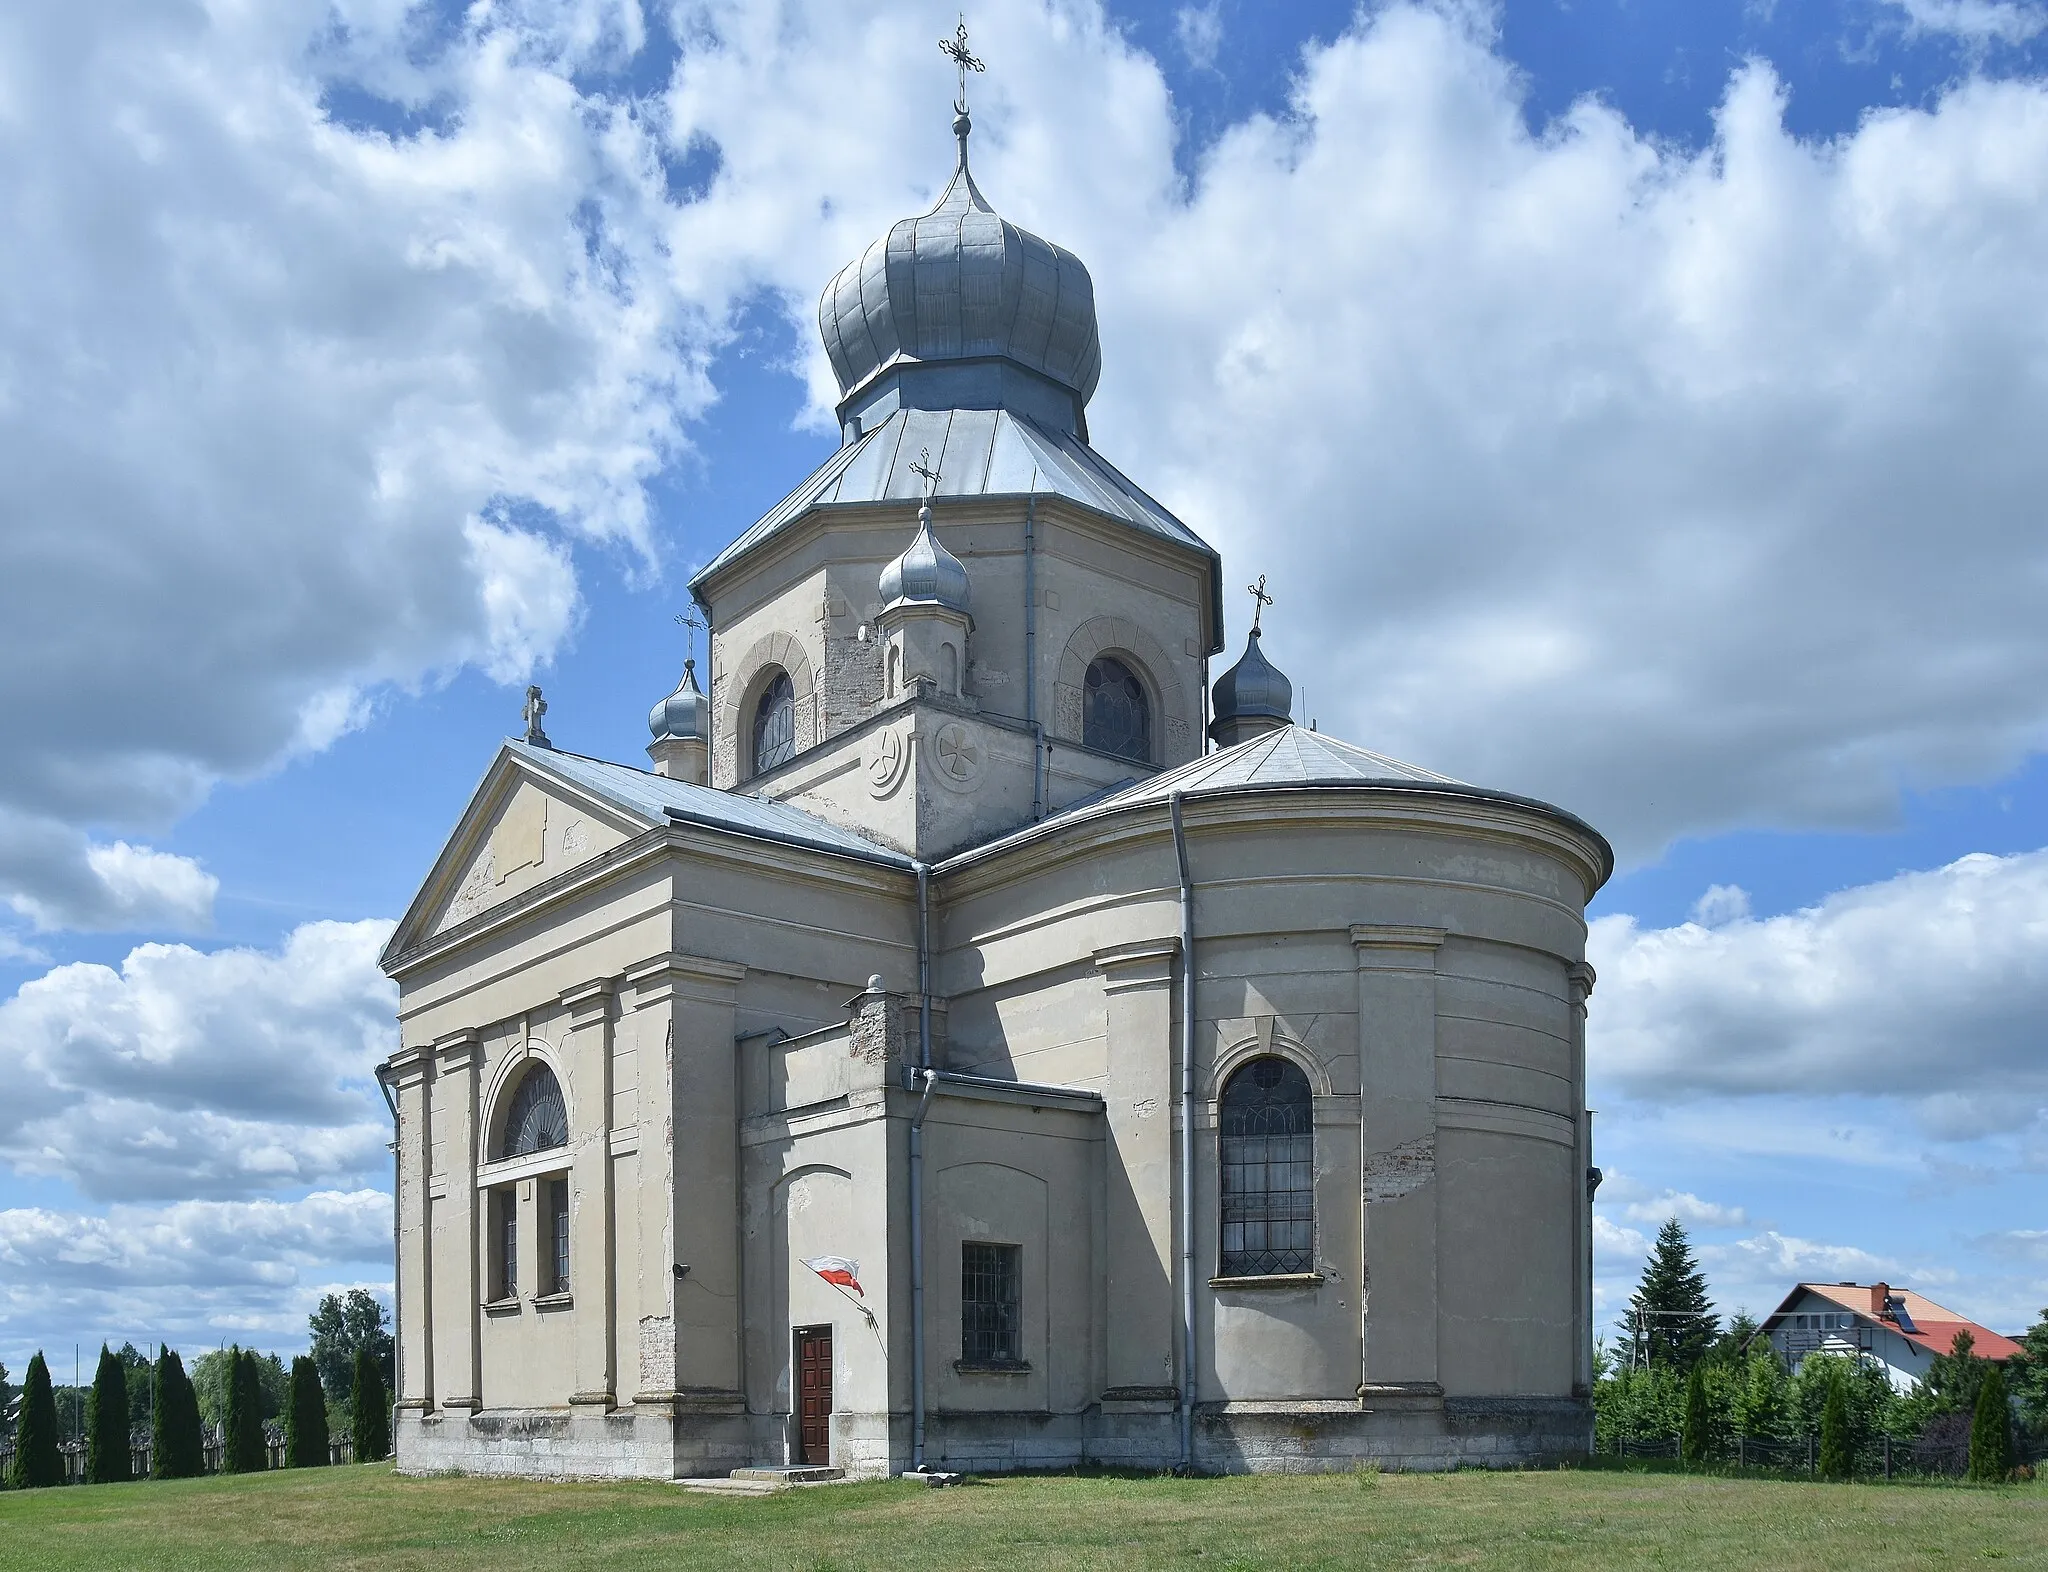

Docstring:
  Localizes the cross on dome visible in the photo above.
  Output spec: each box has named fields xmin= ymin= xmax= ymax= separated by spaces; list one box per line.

xmin=940 ymin=17 xmax=984 ymax=116
xmin=1247 ymin=574 xmax=1274 ymax=637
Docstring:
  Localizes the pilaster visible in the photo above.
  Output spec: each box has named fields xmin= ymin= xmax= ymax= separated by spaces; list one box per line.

xmin=388 ymin=1044 xmax=435 ymax=1413
xmin=623 ymin=952 xmax=748 ymax=1405
xmin=1093 ymin=939 xmax=1182 ymax=1405
xmin=562 ymin=978 xmax=618 ymax=1408
xmin=1567 ymin=961 xmax=1596 ymax=1397
xmin=430 ymin=1029 xmax=482 ymax=1413
xmin=1351 ymin=924 xmax=1446 ymax=1400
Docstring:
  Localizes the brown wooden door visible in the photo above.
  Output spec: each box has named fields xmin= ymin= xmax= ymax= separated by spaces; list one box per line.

xmin=796 ymin=1326 xmax=833 ymax=1465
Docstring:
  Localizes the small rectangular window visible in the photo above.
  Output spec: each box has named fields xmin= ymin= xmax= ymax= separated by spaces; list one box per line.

xmin=495 ymin=1187 xmax=518 ymax=1301
xmin=961 ymin=1242 xmax=1021 ymax=1364
xmin=548 ymin=1177 xmax=571 ymax=1296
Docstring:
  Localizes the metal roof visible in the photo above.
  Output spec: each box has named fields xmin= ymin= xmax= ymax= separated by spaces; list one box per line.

xmin=510 ymin=741 xmax=913 ymax=869
xmin=688 ymin=405 xmax=1219 ymax=604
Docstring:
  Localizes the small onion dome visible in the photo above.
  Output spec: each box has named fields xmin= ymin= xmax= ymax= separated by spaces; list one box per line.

xmin=879 ymin=501 xmax=971 ymax=613
xmin=648 ymin=658 xmax=709 ymax=741
xmin=1210 ymin=628 xmax=1293 ymax=733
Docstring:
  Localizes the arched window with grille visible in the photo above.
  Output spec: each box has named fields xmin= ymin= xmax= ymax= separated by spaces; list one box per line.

xmin=1082 ymin=656 xmax=1150 ymax=763
xmin=498 ymin=1063 xmax=568 ymax=1160
xmin=1218 ymin=1056 xmax=1314 ymax=1277
xmin=752 ymin=669 xmax=796 ymax=774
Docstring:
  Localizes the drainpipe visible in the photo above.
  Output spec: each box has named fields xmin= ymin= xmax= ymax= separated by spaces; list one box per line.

xmin=1170 ymin=793 xmax=1197 ymax=1471
xmin=374 ymin=1062 xmax=401 ymax=1419
xmin=908 ymin=862 xmax=935 ymax=1471
xmin=1023 ymin=496 xmax=1045 ymax=820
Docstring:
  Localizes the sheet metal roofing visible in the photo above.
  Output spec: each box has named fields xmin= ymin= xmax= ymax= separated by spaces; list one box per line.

xmin=510 ymin=741 xmax=913 ymax=869
xmin=688 ymin=405 xmax=1216 ymax=594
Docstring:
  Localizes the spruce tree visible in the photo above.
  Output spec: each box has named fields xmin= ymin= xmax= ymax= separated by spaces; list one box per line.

xmin=85 ymin=1344 xmax=131 ymax=1484
xmin=285 ymin=1356 xmax=329 ymax=1468
xmin=350 ymin=1347 xmax=390 ymax=1464
xmin=1818 ymin=1368 xmax=1853 ymax=1479
xmin=151 ymin=1347 xmax=204 ymax=1480
xmin=1680 ymin=1362 xmax=1712 ymax=1465
xmin=1969 ymin=1363 xmax=2013 ymax=1482
xmin=1617 ymin=1219 xmax=1719 ymax=1372
xmin=10 ymin=1350 xmax=62 ymax=1489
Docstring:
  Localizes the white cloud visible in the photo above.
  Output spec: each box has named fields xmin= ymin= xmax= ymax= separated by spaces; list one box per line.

xmin=1690 ymin=884 xmax=1751 ymax=928
xmin=1887 ymin=0 xmax=2048 ymax=45
xmin=1588 ymin=849 xmax=2048 ymax=1136
xmin=0 ymin=814 xmax=218 ymax=934
xmin=1176 ymin=3 xmax=1225 ymax=71
xmin=0 ymin=920 xmax=397 ymax=1202
xmin=0 ymin=1191 xmax=391 ymax=1365
xmin=1620 ymin=1190 xmax=1751 ymax=1229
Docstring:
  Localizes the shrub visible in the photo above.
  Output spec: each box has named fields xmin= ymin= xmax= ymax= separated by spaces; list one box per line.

xmin=1818 ymin=1370 xmax=1852 ymax=1480
xmin=85 ymin=1344 xmax=131 ymax=1484
xmin=1681 ymin=1364 xmax=1712 ymax=1465
xmin=151 ymin=1348 xmax=204 ymax=1480
xmin=10 ymin=1351 xmax=62 ymax=1489
xmin=221 ymin=1347 xmax=267 ymax=1474
xmin=350 ymin=1347 xmax=390 ymax=1464
xmin=1969 ymin=1364 xmax=2013 ymax=1483
xmin=285 ymin=1356 xmax=329 ymax=1468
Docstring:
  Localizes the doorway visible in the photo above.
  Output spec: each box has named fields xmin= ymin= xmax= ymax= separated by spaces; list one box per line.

xmin=794 ymin=1325 xmax=833 ymax=1465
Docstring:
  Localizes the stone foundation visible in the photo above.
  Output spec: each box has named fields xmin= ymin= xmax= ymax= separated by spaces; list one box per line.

xmin=395 ymin=1405 xmax=754 ymax=1481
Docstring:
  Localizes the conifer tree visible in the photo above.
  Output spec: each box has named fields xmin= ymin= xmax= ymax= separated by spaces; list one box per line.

xmin=151 ymin=1347 xmax=204 ymax=1480
xmin=85 ymin=1344 xmax=131 ymax=1484
xmin=1680 ymin=1363 xmax=1712 ymax=1465
xmin=350 ymin=1347 xmax=390 ymax=1463
xmin=285 ymin=1356 xmax=328 ymax=1468
xmin=1969 ymin=1363 xmax=2013 ymax=1482
xmin=1818 ymin=1368 xmax=1853 ymax=1479
xmin=1616 ymin=1219 xmax=1720 ymax=1372
xmin=221 ymin=1346 xmax=261 ymax=1473
xmin=2014 ymin=1308 xmax=2048 ymax=1442
xmin=10 ymin=1351 xmax=62 ymax=1489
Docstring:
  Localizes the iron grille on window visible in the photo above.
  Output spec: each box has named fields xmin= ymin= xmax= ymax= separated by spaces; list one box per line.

xmin=1082 ymin=657 xmax=1150 ymax=763
xmin=961 ymin=1242 xmax=1021 ymax=1363
xmin=753 ymin=670 xmax=796 ymax=773
xmin=548 ymin=1177 xmax=570 ymax=1296
xmin=502 ymin=1065 xmax=568 ymax=1158
xmin=496 ymin=1188 xmax=518 ymax=1300
xmin=1219 ymin=1056 xmax=1314 ymax=1277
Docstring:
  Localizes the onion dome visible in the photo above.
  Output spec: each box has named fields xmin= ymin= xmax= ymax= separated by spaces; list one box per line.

xmin=818 ymin=109 xmax=1102 ymax=437
xmin=648 ymin=659 xmax=709 ymax=741
xmin=1209 ymin=628 xmax=1293 ymax=743
xmin=879 ymin=499 xmax=971 ymax=613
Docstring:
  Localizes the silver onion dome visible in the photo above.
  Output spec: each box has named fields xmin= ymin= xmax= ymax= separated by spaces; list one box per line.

xmin=818 ymin=113 xmax=1102 ymax=423
xmin=648 ymin=658 xmax=709 ymax=741
xmin=879 ymin=500 xmax=971 ymax=613
xmin=1210 ymin=628 xmax=1293 ymax=732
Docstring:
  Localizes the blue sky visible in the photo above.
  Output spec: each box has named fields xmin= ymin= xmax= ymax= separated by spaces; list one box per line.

xmin=1 ymin=0 xmax=2045 ymax=1367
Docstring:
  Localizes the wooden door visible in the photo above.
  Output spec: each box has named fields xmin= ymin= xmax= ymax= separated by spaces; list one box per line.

xmin=796 ymin=1326 xmax=833 ymax=1465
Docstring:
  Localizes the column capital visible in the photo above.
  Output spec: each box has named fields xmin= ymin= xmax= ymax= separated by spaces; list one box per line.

xmin=1092 ymin=937 xmax=1179 ymax=993
xmin=559 ymin=976 xmax=618 ymax=1025
xmin=1349 ymin=924 xmax=1447 ymax=968
xmin=384 ymin=1044 xmax=433 ymax=1090
xmin=622 ymin=952 xmax=747 ymax=1009
xmin=432 ymin=1027 xmax=483 ymax=1070
xmin=1567 ymin=961 xmax=1596 ymax=1007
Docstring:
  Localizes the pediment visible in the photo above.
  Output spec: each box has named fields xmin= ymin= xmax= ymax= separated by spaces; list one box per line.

xmin=384 ymin=747 xmax=644 ymax=965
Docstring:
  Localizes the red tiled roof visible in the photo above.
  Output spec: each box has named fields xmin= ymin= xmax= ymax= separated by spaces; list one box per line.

xmin=1768 ymin=1283 xmax=2025 ymax=1363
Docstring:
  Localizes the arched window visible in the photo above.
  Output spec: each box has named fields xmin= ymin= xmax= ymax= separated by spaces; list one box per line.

xmin=1083 ymin=656 xmax=1150 ymax=763
xmin=1219 ymin=1056 xmax=1314 ymax=1277
xmin=499 ymin=1064 xmax=568 ymax=1160
xmin=752 ymin=669 xmax=796 ymax=774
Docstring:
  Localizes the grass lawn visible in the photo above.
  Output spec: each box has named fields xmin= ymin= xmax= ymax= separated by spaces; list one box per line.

xmin=1 ymin=1462 xmax=2043 ymax=1571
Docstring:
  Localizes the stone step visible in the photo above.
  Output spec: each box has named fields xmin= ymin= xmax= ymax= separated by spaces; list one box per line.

xmin=675 ymin=1478 xmax=787 ymax=1496
xmin=730 ymin=1465 xmax=845 ymax=1484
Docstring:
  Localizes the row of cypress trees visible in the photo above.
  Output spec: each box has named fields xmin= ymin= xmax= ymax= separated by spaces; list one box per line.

xmin=8 ymin=1342 xmax=389 ymax=1489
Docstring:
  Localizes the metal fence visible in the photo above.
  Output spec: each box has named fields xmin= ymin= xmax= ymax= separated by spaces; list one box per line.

xmin=0 ymin=1426 xmax=355 ymax=1484
xmin=1602 ymin=1428 xmax=2047 ymax=1480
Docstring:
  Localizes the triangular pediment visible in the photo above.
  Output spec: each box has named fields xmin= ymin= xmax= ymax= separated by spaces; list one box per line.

xmin=383 ymin=745 xmax=646 ymax=966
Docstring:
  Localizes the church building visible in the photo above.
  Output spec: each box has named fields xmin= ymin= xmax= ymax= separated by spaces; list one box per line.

xmin=376 ymin=81 xmax=1613 ymax=1479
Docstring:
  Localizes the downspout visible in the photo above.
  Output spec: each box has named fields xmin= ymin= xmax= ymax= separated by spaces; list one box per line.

xmin=375 ymin=1063 xmax=401 ymax=1419
xmin=1024 ymin=496 xmax=1044 ymax=820
xmin=1170 ymin=793 xmax=1197 ymax=1471
xmin=909 ymin=861 xmax=935 ymax=1471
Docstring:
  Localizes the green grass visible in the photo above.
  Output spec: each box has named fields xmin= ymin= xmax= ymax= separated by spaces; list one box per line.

xmin=1 ymin=1462 xmax=2043 ymax=1571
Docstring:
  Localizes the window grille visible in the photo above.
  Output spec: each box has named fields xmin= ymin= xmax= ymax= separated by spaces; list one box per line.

xmin=496 ymin=1188 xmax=518 ymax=1300
xmin=548 ymin=1177 xmax=571 ymax=1296
xmin=1082 ymin=657 xmax=1150 ymax=763
xmin=1219 ymin=1056 xmax=1315 ymax=1277
xmin=752 ymin=670 xmax=797 ymax=773
xmin=961 ymin=1242 xmax=1021 ymax=1363
xmin=501 ymin=1065 xmax=568 ymax=1159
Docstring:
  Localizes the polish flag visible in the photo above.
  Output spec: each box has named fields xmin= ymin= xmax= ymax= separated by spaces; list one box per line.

xmin=804 ymin=1255 xmax=863 ymax=1296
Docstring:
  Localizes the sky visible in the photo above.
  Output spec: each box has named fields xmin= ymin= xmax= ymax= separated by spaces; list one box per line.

xmin=2 ymin=0 xmax=2046 ymax=1373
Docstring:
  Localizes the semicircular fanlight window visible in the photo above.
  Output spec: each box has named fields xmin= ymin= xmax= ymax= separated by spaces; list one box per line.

xmin=502 ymin=1064 xmax=568 ymax=1159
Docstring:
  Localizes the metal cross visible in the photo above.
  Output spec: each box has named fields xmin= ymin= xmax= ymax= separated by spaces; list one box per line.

xmin=940 ymin=16 xmax=984 ymax=114
xmin=673 ymin=611 xmax=702 ymax=664
xmin=909 ymin=446 xmax=943 ymax=499
xmin=1247 ymin=574 xmax=1274 ymax=636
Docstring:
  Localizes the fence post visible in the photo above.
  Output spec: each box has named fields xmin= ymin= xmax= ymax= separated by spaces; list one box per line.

xmin=1737 ymin=1434 xmax=1745 ymax=1470
xmin=1806 ymin=1433 xmax=1815 ymax=1474
xmin=1882 ymin=1432 xmax=1891 ymax=1482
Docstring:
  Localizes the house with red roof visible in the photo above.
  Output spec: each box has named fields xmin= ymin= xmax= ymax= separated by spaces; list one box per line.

xmin=1759 ymin=1282 xmax=2024 ymax=1393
